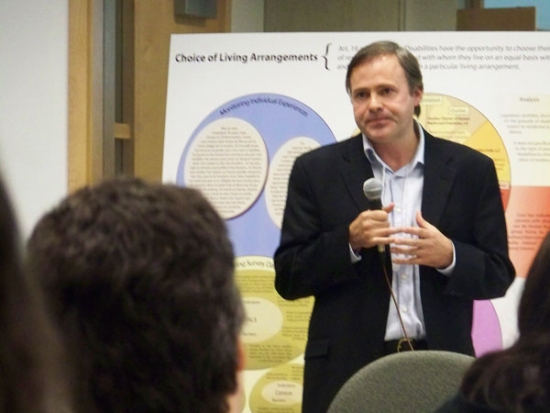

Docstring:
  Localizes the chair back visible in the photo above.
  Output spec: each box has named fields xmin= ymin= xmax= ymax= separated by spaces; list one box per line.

xmin=327 ymin=350 xmax=475 ymax=413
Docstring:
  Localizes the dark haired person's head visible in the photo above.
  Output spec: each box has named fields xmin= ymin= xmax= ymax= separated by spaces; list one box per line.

xmin=459 ymin=232 xmax=550 ymax=412
xmin=345 ymin=40 xmax=424 ymax=117
xmin=0 ymin=174 xmax=70 ymax=413
xmin=517 ymin=231 xmax=550 ymax=337
xmin=28 ymin=178 xmax=245 ymax=413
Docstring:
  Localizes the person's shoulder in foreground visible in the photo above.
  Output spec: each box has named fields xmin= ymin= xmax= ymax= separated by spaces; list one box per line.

xmin=27 ymin=177 xmax=245 ymax=413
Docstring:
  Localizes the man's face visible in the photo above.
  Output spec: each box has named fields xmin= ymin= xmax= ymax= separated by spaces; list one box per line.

xmin=349 ymin=54 xmax=422 ymax=146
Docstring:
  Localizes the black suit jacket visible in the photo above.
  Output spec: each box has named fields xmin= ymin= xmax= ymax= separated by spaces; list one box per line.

xmin=274 ymin=130 xmax=515 ymax=413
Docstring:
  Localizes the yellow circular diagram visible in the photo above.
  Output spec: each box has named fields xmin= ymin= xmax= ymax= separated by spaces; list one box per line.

xmin=235 ymin=256 xmax=313 ymax=370
xmin=249 ymin=363 xmax=304 ymax=413
xmin=418 ymin=93 xmax=511 ymax=209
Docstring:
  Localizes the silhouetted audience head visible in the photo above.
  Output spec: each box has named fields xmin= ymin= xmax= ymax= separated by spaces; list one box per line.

xmin=0 ymin=175 xmax=70 ymax=413
xmin=435 ymin=231 xmax=550 ymax=413
xmin=27 ymin=178 xmax=245 ymax=413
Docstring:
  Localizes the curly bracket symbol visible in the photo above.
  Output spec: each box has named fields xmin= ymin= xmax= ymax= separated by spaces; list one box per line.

xmin=322 ymin=43 xmax=332 ymax=70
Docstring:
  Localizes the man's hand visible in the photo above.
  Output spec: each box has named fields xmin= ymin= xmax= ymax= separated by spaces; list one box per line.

xmin=349 ymin=204 xmax=395 ymax=252
xmin=391 ymin=211 xmax=453 ymax=269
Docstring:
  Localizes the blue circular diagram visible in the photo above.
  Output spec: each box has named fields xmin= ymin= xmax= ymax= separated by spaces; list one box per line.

xmin=177 ymin=93 xmax=336 ymax=257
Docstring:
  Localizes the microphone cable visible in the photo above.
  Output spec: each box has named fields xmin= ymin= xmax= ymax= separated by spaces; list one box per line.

xmin=379 ymin=250 xmax=414 ymax=351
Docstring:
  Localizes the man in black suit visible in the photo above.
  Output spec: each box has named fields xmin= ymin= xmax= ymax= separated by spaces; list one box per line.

xmin=274 ymin=41 xmax=515 ymax=413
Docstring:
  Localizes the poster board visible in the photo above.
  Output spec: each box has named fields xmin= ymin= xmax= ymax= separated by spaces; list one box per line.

xmin=164 ymin=32 xmax=550 ymax=413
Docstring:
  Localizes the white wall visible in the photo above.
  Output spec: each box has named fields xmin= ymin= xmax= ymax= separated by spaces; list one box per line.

xmin=0 ymin=0 xmax=68 ymax=238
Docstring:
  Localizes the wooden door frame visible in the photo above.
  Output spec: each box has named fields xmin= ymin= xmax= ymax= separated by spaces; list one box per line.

xmin=68 ymin=0 xmax=231 ymax=192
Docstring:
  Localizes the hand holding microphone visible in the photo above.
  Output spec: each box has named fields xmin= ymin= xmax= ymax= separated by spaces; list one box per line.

xmin=356 ymin=179 xmax=453 ymax=268
xmin=348 ymin=178 xmax=394 ymax=253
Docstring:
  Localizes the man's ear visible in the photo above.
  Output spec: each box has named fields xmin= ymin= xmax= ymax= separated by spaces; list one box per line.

xmin=412 ymin=86 xmax=423 ymax=106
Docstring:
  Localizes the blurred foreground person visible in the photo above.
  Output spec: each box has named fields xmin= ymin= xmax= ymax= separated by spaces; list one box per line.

xmin=0 ymin=174 xmax=71 ymax=413
xmin=434 ymin=231 xmax=550 ymax=413
xmin=28 ymin=178 xmax=245 ymax=413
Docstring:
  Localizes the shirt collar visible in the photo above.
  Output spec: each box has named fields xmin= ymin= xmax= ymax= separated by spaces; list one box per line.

xmin=363 ymin=120 xmax=425 ymax=170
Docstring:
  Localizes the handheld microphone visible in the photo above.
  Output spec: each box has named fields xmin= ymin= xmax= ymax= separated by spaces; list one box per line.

xmin=362 ymin=178 xmax=385 ymax=254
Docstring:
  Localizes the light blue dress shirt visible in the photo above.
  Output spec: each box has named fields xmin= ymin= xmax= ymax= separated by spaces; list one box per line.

xmin=363 ymin=126 xmax=426 ymax=340
xmin=349 ymin=121 xmax=456 ymax=341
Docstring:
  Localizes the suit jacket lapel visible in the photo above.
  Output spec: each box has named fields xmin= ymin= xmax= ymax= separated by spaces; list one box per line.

xmin=341 ymin=134 xmax=374 ymax=211
xmin=422 ymin=132 xmax=456 ymax=227
xmin=341 ymin=134 xmax=393 ymax=275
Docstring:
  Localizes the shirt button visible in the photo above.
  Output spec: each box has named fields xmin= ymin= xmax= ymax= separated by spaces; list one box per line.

xmin=400 ymin=306 xmax=408 ymax=313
